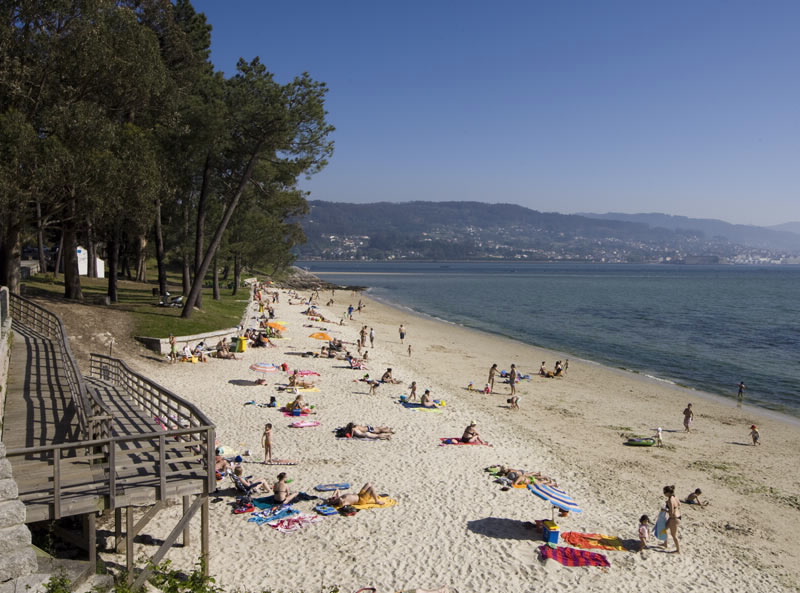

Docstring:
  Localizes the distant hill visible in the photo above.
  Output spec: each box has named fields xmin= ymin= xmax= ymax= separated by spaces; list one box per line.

xmin=769 ymin=222 xmax=800 ymax=235
xmin=294 ymin=201 xmax=799 ymax=263
xmin=578 ymin=212 xmax=800 ymax=251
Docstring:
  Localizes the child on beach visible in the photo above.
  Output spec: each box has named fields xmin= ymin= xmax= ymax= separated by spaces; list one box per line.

xmin=638 ymin=515 xmax=652 ymax=552
xmin=654 ymin=427 xmax=663 ymax=447
xmin=261 ymin=423 xmax=273 ymax=464
xmin=750 ymin=424 xmax=760 ymax=445
xmin=408 ymin=381 xmax=418 ymax=402
xmin=686 ymin=488 xmax=709 ymax=507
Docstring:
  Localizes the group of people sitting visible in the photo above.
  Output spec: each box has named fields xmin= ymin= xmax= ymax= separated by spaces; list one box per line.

xmin=179 ymin=336 xmax=241 ymax=362
xmin=538 ymin=360 xmax=565 ymax=378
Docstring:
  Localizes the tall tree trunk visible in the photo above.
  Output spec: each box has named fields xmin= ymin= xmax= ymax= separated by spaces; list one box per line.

xmin=222 ymin=264 xmax=229 ymax=281
xmin=62 ymin=200 xmax=83 ymax=301
xmin=135 ymin=235 xmax=147 ymax=282
xmin=193 ymin=154 xmax=213 ymax=309
xmin=0 ymin=213 xmax=22 ymax=294
xmin=181 ymin=146 xmax=262 ymax=318
xmin=36 ymin=199 xmax=47 ymax=274
xmin=54 ymin=232 xmax=64 ymax=277
xmin=153 ymin=197 xmax=167 ymax=297
xmin=212 ymin=251 xmax=220 ymax=300
xmin=107 ymin=231 xmax=119 ymax=303
xmin=232 ymin=254 xmax=241 ymax=296
xmin=181 ymin=200 xmax=191 ymax=295
xmin=87 ymin=219 xmax=97 ymax=278
xmin=182 ymin=255 xmax=191 ymax=295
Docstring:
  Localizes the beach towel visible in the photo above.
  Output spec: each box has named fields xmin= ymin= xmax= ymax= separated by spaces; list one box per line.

xmin=268 ymin=513 xmax=322 ymax=533
xmin=282 ymin=409 xmax=313 ymax=417
xmin=351 ymin=496 xmax=397 ymax=510
xmin=247 ymin=506 xmax=300 ymax=525
xmin=401 ymin=402 xmax=443 ymax=413
xmin=537 ymin=545 xmax=611 ymax=568
xmin=439 ymin=437 xmax=491 ymax=446
xmin=289 ymin=420 xmax=321 ymax=428
xmin=263 ymin=459 xmax=299 ymax=465
xmin=315 ymin=483 xmax=351 ymax=492
xmin=295 ymin=370 xmax=321 ymax=376
xmin=561 ymin=532 xmax=629 ymax=551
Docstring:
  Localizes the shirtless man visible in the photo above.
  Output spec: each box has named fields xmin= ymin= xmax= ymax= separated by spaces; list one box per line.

xmin=272 ymin=472 xmax=299 ymax=504
xmin=420 ymin=389 xmax=438 ymax=408
xmin=462 ymin=421 xmax=487 ymax=444
xmin=508 ymin=364 xmax=518 ymax=397
xmin=683 ymin=403 xmax=694 ymax=432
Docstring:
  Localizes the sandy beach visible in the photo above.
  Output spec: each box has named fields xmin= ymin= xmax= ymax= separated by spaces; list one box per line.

xmin=103 ymin=287 xmax=800 ymax=593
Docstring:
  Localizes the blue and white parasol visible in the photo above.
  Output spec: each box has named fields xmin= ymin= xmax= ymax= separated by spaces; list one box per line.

xmin=528 ymin=482 xmax=582 ymax=514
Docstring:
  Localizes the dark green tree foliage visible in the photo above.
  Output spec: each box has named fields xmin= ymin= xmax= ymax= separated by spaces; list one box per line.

xmin=0 ymin=1 xmax=330 ymax=302
xmin=179 ymin=59 xmax=333 ymax=318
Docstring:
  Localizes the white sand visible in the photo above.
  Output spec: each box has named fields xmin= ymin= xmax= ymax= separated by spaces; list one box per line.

xmin=110 ymin=289 xmax=800 ymax=593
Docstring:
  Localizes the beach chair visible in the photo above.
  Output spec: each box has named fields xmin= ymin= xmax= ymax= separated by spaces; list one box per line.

xmin=230 ymin=471 xmax=261 ymax=497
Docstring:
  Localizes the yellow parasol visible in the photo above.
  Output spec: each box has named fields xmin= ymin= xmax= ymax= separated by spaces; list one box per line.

xmin=309 ymin=332 xmax=333 ymax=341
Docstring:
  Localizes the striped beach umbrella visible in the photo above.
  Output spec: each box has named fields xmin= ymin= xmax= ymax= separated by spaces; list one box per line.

xmin=249 ymin=362 xmax=280 ymax=373
xmin=528 ymin=482 xmax=583 ymax=514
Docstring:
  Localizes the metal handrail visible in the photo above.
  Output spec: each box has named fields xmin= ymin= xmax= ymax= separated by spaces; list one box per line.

xmin=8 ymin=292 xmax=102 ymax=438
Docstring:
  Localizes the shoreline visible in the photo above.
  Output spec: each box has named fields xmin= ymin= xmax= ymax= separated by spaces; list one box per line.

xmin=113 ymin=288 xmax=800 ymax=593
xmin=361 ymin=286 xmax=800 ymax=425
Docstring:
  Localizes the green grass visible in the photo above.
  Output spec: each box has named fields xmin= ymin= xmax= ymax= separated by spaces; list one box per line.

xmin=22 ymin=272 xmax=249 ymax=339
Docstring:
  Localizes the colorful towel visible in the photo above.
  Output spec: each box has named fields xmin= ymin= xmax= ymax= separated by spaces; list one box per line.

xmin=247 ymin=507 xmax=300 ymax=526
xmin=401 ymin=402 xmax=443 ymax=413
xmin=268 ymin=513 xmax=322 ymax=533
xmin=351 ymin=496 xmax=397 ymax=510
xmin=314 ymin=504 xmax=339 ymax=516
xmin=295 ymin=370 xmax=321 ymax=376
xmin=290 ymin=420 xmax=321 ymax=428
xmin=439 ymin=437 xmax=491 ymax=446
xmin=561 ymin=532 xmax=629 ymax=551
xmin=537 ymin=545 xmax=610 ymax=568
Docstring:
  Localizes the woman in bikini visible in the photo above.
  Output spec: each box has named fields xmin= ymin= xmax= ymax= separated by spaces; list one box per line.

xmin=326 ymin=483 xmax=385 ymax=507
xmin=663 ymin=484 xmax=682 ymax=553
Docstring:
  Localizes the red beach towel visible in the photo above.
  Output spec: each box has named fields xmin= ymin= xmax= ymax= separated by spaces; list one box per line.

xmin=538 ymin=545 xmax=611 ymax=567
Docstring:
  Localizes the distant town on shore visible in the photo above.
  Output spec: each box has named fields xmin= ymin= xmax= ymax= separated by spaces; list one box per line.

xmin=294 ymin=201 xmax=800 ymax=265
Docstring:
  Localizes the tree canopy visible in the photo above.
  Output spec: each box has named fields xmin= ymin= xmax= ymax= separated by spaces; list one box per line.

xmin=0 ymin=0 xmax=334 ymax=311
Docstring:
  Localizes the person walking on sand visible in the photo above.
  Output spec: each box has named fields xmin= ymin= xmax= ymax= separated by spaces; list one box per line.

xmin=399 ymin=324 xmax=406 ymax=344
xmin=750 ymin=424 xmax=760 ymax=445
xmin=408 ymin=381 xmax=418 ymax=402
xmin=683 ymin=403 xmax=694 ymax=432
xmin=508 ymin=364 xmax=518 ymax=397
xmin=737 ymin=381 xmax=746 ymax=399
xmin=408 ymin=344 xmax=412 ymax=357
xmin=369 ymin=327 xmax=375 ymax=348
xmin=261 ymin=423 xmax=273 ymax=463
xmin=488 ymin=363 xmax=498 ymax=393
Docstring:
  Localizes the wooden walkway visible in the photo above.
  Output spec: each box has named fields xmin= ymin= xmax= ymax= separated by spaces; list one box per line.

xmin=3 ymin=326 xmax=211 ymax=524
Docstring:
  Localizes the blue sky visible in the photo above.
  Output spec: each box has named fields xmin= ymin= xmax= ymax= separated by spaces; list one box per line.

xmin=192 ymin=0 xmax=800 ymax=227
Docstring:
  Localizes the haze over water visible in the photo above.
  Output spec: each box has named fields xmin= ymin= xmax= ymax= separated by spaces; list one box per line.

xmin=302 ymin=262 xmax=800 ymax=418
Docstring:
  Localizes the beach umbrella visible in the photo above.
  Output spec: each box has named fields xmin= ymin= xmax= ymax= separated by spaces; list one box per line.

xmin=249 ymin=362 xmax=280 ymax=373
xmin=528 ymin=483 xmax=582 ymax=518
xmin=309 ymin=332 xmax=333 ymax=341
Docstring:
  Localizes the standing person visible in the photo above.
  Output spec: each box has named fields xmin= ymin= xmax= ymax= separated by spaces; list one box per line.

xmin=488 ymin=363 xmax=498 ymax=393
xmin=662 ymin=485 xmax=682 ymax=553
xmin=750 ymin=424 xmax=760 ymax=445
xmin=261 ymin=423 xmax=273 ymax=464
xmin=399 ymin=324 xmax=406 ymax=344
xmin=359 ymin=325 xmax=368 ymax=348
xmin=508 ymin=364 xmax=518 ymax=397
xmin=168 ymin=334 xmax=178 ymax=364
xmin=737 ymin=381 xmax=746 ymax=399
xmin=563 ymin=359 xmax=569 ymax=375
xmin=369 ymin=327 xmax=375 ymax=348
xmin=348 ymin=304 xmax=354 ymax=320
xmin=683 ymin=403 xmax=694 ymax=432
xmin=408 ymin=381 xmax=418 ymax=402
xmin=408 ymin=344 xmax=412 ymax=357
xmin=638 ymin=515 xmax=652 ymax=553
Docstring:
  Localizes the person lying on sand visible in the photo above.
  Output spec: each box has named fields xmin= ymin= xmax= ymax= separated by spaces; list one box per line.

xmin=345 ymin=422 xmax=393 ymax=439
xmin=326 ymin=483 xmax=385 ymax=507
xmin=493 ymin=466 xmax=558 ymax=487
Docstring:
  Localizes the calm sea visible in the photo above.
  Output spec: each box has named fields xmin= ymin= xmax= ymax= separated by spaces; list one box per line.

xmin=299 ymin=262 xmax=800 ymax=418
